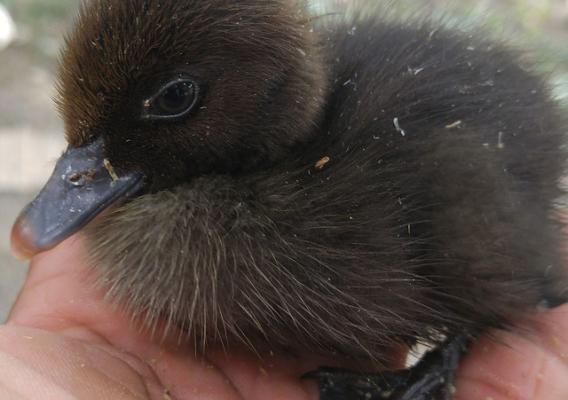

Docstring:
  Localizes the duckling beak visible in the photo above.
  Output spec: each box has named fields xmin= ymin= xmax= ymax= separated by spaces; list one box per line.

xmin=11 ymin=136 xmax=144 ymax=260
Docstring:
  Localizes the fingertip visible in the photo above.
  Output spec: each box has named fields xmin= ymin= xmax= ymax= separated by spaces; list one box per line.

xmin=455 ymin=330 xmax=568 ymax=400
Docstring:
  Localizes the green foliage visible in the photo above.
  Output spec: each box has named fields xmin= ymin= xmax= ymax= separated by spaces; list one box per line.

xmin=3 ymin=0 xmax=76 ymax=23
xmin=2 ymin=0 xmax=78 ymax=65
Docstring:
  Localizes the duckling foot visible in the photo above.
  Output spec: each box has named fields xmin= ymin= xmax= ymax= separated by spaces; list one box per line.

xmin=304 ymin=335 xmax=470 ymax=400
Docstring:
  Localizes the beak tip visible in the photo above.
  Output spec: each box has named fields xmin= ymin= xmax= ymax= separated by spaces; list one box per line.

xmin=10 ymin=216 xmax=39 ymax=261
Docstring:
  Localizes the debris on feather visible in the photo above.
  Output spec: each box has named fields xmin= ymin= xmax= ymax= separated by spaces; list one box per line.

xmin=445 ymin=120 xmax=463 ymax=129
xmin=103 ymin=158 xmax=119 ymax=181
xmin=393 ymin=117 xmax=406 ymax=136
xmin=497 ymin=131 xmax=505 ymax=149
xmin=315 ymin=156 xmax=331 ymax=171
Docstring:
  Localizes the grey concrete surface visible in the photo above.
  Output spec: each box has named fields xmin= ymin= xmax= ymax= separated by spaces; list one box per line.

xmin=0 ymin=192 xmax=33 ymax=321
xmin=0 ymin=129 xmax=64 ymax=322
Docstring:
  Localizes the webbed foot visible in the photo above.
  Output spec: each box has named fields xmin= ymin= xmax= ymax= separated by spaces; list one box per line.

xmin=304 ymin=335 xmax=470 ymax=400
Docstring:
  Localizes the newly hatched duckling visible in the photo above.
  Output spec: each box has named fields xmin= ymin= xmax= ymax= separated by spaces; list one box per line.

xmin=11 ymin=0 xmax=568 ymax=398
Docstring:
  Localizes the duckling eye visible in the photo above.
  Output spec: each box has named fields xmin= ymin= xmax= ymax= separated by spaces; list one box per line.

xmin=143 ymin=79 xmax=198 ymax=120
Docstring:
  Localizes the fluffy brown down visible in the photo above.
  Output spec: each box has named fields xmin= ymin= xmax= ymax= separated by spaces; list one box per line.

xmin=52 ymin=0 xmax=568 ymax=365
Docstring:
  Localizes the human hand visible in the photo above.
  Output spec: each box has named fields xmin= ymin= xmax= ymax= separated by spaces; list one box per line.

xmin=454 ymin=305 xmax=568 ymax=399
xmin=1 ymin=236 xmax=568 ymax=399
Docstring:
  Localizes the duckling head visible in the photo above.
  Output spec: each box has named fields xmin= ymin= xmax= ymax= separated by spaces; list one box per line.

xmin=10 ymin=0 xmax=341 ymax=356
xmin=60 ymin=0 xmax=326 ymax=189
xmin=12 ymin=0 xmax=327 ymax=256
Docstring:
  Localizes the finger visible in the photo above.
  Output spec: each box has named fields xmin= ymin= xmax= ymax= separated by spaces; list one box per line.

xmin=455 ymin=304 xmax=568 ymax=400
xmin=6 ymin=238 xmax=318 ymax=400
xmin=5 ymin=238 xmax=258 ymax=399
xmin=7 ymin=235 xmax=110 ymax=340
xmin=0 ymin=325 xmax=166 ymax=400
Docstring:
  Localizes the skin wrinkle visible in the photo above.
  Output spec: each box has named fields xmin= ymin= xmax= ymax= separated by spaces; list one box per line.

xmin=455 ymin=325 xmax=568 ymax=400
xmin=208 ymin=349 xmax=315 ymax=400
xmin=204 ymin=355 xmax=247 ymax=400
xmin=69 ymin=347 xmax=146 ymax=399
xmin=87 ymin=344 xmax=162 ymax=399
xmin=531 ymin=355 xmax=550 ymax=400
xmin=0 ymin=328 xmax=149 ymax=400
xmin=457 ymin=375 xmax=521 ymax=400
xmin=0 ymin=384 xmax=27 ymax=400
xmin=0 ymin=349 xmax=76 ymax=400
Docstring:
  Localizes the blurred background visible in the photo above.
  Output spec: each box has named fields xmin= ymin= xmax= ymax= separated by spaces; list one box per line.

xmin=0 ymin=0 xmax=567 ymax=321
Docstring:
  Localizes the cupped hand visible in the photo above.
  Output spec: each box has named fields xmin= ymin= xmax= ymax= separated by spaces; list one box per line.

xmin=1 ymin=236 xmax=568 ymax=399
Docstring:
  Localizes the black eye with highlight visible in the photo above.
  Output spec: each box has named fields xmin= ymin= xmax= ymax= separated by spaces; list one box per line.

xmin=142 ymin=78 xmax=199 ymax=121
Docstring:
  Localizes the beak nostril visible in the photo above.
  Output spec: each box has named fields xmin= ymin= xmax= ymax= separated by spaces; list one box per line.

xmin=67 ymin=172 xmax=86 ymax=186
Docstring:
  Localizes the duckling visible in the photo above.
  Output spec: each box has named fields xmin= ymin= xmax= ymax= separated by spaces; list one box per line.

xmin=11 ymin=0 xmax=568 ymax=398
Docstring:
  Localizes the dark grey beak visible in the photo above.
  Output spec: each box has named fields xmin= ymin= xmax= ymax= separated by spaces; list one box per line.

xmin=11 ymin=136 xmax=144 ymax=259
